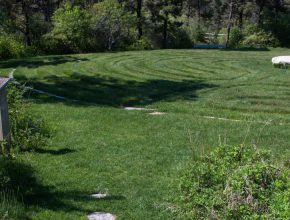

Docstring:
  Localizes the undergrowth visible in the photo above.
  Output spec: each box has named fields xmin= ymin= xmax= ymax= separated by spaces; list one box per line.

xmin=6 ymin=83 xmax=51 ymax=153
xmin=179 ymin=145 xmax=290 ymax=219
xmin=0 ymin=83 xmax=51 ymax=219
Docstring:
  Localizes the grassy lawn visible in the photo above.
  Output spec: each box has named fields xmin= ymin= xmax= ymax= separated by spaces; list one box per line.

xmin=0 ymin=49 xmax=290 ymax=219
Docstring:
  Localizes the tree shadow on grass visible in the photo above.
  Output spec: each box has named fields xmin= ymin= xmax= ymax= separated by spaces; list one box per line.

xmin=34 ymin=147 xmax=76 ymax=156
xmin=2 ymin=159 xmax=124 ymax=217
xmin=17 ymin=72 xmax=217 ymax=107
xmin=0 ymin=56 xmax=89 ymax=69
xmin=221 ymin=47 xmax=270 ymax=52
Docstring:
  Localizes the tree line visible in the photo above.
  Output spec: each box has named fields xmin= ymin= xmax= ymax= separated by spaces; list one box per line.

xmin=0 ymin=0 xmax=290 ymax=58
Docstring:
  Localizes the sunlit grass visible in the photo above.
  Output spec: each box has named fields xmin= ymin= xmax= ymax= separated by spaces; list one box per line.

xmin=0 ymin=48 xmax=290 ymax=219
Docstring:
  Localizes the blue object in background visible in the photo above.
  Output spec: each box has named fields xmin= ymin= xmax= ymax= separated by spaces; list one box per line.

xmin=193 ymin=44 xmax=225 ymax=49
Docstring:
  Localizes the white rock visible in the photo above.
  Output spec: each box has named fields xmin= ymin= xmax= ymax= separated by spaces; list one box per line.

xmin=124 ymin=107 xmax=155 ymax=111
xmin=87 ymin=212 xmax=116 ymax=220
xmin=148 ymin=111 xmax=165 ymax=115
xmin=272 ymin=56 xmax=290 ymax=65
xmin=90 ymin=193 xmax=107 ymax=199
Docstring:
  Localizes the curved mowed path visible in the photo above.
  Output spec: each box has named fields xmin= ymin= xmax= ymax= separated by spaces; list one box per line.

xmin=0 ymin=49 xmax=290 ymax=219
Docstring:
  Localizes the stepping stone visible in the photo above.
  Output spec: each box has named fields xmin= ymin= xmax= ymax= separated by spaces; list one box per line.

xmin=90 ymin=193 xmax=107 ymax=199
xmin=124 ymin=107 xmax=155 ymax=111
xmin=87 ymin=212 xmax=116 ymax=220
xmin=148 ymin=111 xmax=165 ymax=115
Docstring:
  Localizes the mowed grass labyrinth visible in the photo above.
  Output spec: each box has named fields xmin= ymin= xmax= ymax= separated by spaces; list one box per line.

xmin=0 ymin=49 xmax=290 ymax=219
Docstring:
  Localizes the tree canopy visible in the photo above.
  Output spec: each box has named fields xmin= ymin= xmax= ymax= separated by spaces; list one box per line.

xmin=1 ymin=0 xmax=290 ymax=58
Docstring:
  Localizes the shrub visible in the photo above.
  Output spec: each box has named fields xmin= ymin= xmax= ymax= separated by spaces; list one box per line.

xmin=90 ymin=0 xmax=135 ymax=51
xmin=179 ymin=145 xmax=290 ymax=219
xmin=194 ymin=27 xmax=206 ymax=44
xmin=128 ymin=38 xmax=153 ymax=51
xmin=5 ymin=84 xmax=51 ymax=152
xmin=181 ymin=18 xmax=206 ymax=44
xmin=262 ymin=11 xmax=290 ymax=47
xmin=169 ymin=27 xmax=193 ymax=49
xmin=48 ymin=4 xmax=92 ymax=53
xmin=0 ymin=34 xmax=26 ymax=60
xmin=243 ymin=32 xmax=278 ymax=48
xmin=242 ymin=25 xmax=279 ymax=47
xmin=229 ymin=27 xmax=243 ymax=48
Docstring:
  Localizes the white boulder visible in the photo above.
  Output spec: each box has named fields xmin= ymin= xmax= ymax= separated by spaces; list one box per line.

xmin=272 ymin=56 xmax=290 ymax=66
xmin=87 ymin=212 xmax=116 ymax=220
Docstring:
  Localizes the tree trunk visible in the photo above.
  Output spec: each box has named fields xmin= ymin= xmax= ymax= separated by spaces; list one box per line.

xmin=162 ymin=15 xmax=168 ymax=49
xmin=274 ymin=0 xmax=281 ymax=24
xmin=137 ymin=0 xmax=143 ymax=39
xmin=44 ymin=0 xmax=52 ymax=22
xmin=108 ymin=35 xmax=113 ymax=51
xmin=197 ymin=0 xmax=201 ymax=28
xmin=238 ymin=0 xmax=245 ymax=29
xmin=253 ymin=0 xmax=265 ymax=25
xmin=226 ymin=0 xmax=234 ymax=48
xmin=212 ymin=0 xmax=222 ymax=34
xmin=21 ymin=1 xmax=32 ymax=46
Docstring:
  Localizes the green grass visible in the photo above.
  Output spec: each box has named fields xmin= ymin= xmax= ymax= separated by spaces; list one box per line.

xmin=0 ymin=49 xmax=290 ymax=219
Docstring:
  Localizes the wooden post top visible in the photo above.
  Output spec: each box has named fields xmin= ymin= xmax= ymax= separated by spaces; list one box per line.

xmin=0 ymin=78 xmax=10 ymax=91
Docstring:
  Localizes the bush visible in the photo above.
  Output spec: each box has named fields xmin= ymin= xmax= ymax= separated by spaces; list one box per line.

xmin=243 ymin=32 xmax=278 ymax=48
xmin=5 ymin=84 xmax=50 ymax=152
xmin=229 ymin=27 xmax=243 ymax=48
xmin=169 ymin=27 xmax=193 ymax=49
xmin=90 ymin=0 xmax=135 ymax=51
xmin=127 ymin=38 xmax=153 ymax=51
xmin=0 ymin=34 xmax=26 ymax=60
xmin=242 ymin=25 xmax=279 ymax=47
xmin=48 ymin=4 xmax=92 ymax=53
xmin=262 ymin=10 xmax=290 ymax=47
xmin=179 ymin=145 xmax=290 ymax=219
xmin=181 ymin=18 xmax=206 ymax=44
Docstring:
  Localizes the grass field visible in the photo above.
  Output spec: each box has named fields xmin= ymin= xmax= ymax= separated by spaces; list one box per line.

xmin=0 ymin=49 xmax=290 ymax=219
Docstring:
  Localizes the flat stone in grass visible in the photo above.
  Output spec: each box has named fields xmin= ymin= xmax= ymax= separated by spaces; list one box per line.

xmin=90 ymin=193 xmax=107 ymax=199
xmin=148 ymin=111 xmax=165 ymax=115
xmin=87 ymin=212 xmax=116 ymax=220
xmin=124 ymin=107 xmax=155 ymax=111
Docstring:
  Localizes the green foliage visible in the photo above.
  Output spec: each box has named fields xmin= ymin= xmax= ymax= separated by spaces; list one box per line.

xmin=7 ymin=84 xmax=50 ymax=152
xmin=128 ymin=38 xmax=153 ymax=51
xmin=229 ymin=27 xmax=244 ymax=48
xmin=0 ymin=159 xmax=9 ymax=188
xmin=263 ymin=9 xmax=290 ymax=47
xmin=45 ymin=0 xmax=135 ymax=53
xmin=48 ymin=4 xmax=91 ymax=53
xmin=0 ymin=33 xmax=26 ymax=60
xmin=90 ymin=0 xmax=135 ymax=51
xmin=169 ymin=27 xmax=192 ymax=49
xmin=2 ymin=0 xmax=290 ymax=54
xmin=181 ymin=18 xmax=206 ymax=44
xmin=194 ymin=27 xmax=206 ymax=44
xmin=179 ymin=145 xmax=290 ymax=219
xmin=242 ymin=25 xmax=279 ymax=48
